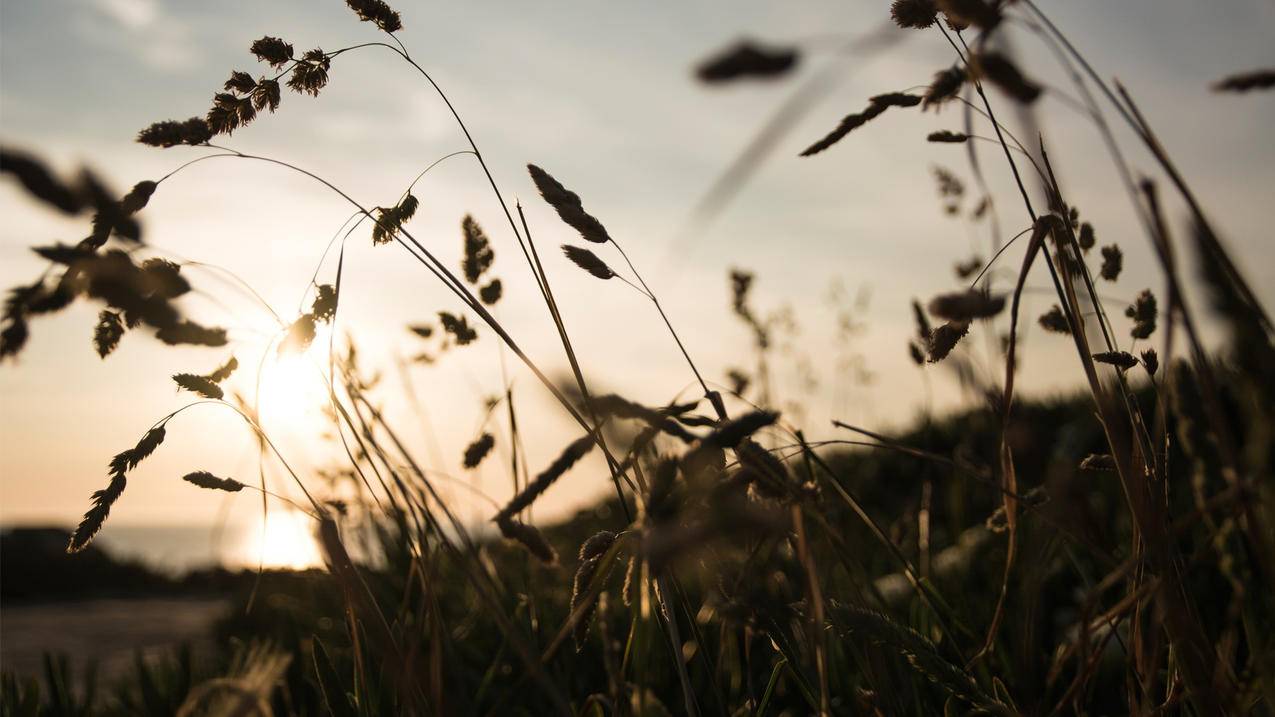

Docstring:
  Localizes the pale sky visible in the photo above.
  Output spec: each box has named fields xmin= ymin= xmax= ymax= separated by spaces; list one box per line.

xmin=2 ymin=0 xmax=1273 ymax=530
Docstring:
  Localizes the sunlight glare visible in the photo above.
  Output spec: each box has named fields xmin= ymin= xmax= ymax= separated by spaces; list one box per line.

xmin=233 ymin=509 xmax=324 ymax=570
xmin=256 ymin=336 xmax=332 ymax=428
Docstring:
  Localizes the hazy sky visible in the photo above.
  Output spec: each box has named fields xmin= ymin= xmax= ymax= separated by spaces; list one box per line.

xmin=2 ymin=0 xmax=1273 ymax=531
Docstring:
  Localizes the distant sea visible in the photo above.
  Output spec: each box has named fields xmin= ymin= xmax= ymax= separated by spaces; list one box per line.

xmin=95 ymin=524 xmax=258 ymax=574
xmin=2 ymin=514 xmax=328 ymax=575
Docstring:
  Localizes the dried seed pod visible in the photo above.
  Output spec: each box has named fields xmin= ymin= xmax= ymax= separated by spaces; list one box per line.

xmin=927 ymin=130 xmax=968 ymax=143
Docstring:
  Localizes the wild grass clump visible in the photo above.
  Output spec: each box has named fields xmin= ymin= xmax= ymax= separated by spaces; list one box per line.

xmin=3 ymin=0 xmax=1274 ymax=715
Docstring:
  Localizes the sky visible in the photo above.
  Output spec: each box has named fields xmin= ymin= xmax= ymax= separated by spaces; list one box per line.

xmin=2 ymin=0 xmax=1273 ymax=533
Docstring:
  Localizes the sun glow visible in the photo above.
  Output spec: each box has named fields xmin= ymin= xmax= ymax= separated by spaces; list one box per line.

xmin=255 ymin=341 xmax=332 ymax=428
xmin=232 ymin=509 xmax=323 ymax=570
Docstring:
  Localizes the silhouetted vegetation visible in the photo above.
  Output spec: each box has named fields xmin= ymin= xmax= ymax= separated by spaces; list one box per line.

xmin=3 ymin=0 xmax=1275 ymax=714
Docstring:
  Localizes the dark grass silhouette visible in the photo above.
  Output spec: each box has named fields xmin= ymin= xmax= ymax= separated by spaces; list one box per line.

xmin=3 ymin=0 xmax=1275 ymax=714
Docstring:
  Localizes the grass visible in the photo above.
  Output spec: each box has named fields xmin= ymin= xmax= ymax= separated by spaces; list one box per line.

xmin=3 ymin=0 xmax=1275 ymax=714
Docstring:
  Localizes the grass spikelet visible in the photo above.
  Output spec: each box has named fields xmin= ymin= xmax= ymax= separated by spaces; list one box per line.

xmin=527 ymin=165 xmax=613 ymax=244
xmin=801 ymin=94 xmax=921 ymax=157
xmin=206 ymin=92 xmax=256 ymax=136
xmin=954 ymin=256 xmax=982 ymax=279
xmin=891 ymin=0 xmax=938 ymax=29
xmin=371 ymin=195 xmax=418 ymax=246
xmin=927 ymin=289 xmax=1005 ymax=321
xmin=1079 ymin=453 xmax=1116 ymax=472
xmin=67 ymin=473 xmax=126 ymax=553
xmin=120 ymin=181 xmax=157 ymax=214
xmin=478 ymin=278 xmax=502 ymax=305
xmin=155 ymin=320 xmax=228 ymax=347
xmin=695 ymin=39 xmax=799 ymax=83
xmin=1141 ymin=349 xmax=1159 ymax=376
xmin=461 ymin=215 xmax=495 ymax=284
xmin=141 ymin=258 xmax=190 ymax=299
xmin=735 ymin=439 xmax=798 ymax=499
xmin=438 ymin=311 xmax=478 ymax=345
xmin=936 ymin=0 xmax=1001 ymax=29
xmin=224 ymin=70 xmax=257 ymax=94
xmin=927 ymin=320 xmax=969 ymax=362
xmin=622 ymin=555 xmax=638 ymax=607
xmin=973 ymin=52 xmax=1041 ymax=104
xmin=108 ymin=425 xmax=167 ymax=476
xmin=647 ymin=457 xmax=681 ymax=520
xmin=311 ymin=284 xmax=338 ymax=322
xmin=833 ymin=604 xmax=1006 ymax=712
xmin=496 ymin=433 xmax=596 ymax=522
xmin=496 ymin=517 xmax=557 ymax=564
xmin=279 ymin=313 xmax=317 ymax=355
xmin=1078 ymin=221 xmax=1096 ymax=251
xmin=703 ymin=410 xmax=779 ymax=449
xmin=570 ymin=531 xmax=619 ymax=650
xmin=250 ymin=36 xmax=293 ymax=67
xmin=590 ymin=394 xmax=697 ymax=443
xmin=183 ymin=471 xmax=245 ymax=492
xmin=287 ymin=49 xmax=331 ymax=96
xmin=173 ymin=373 xmax=225 ymax=399
xmin=1038 ymin=305 xmax=1070 ymax=333
xmin=562 ymin=245 xmax=615 ymax=280
xmin=253 ymin=79 xmax=282 ymax=112
xmin=1125 ymin=289 xmax=1157 ymax=339
xmin=912 ymin=299 xmax=932 ymax=340
xmin=922 ymin=66 xmax=965 ymax=110
xmin=94 ymin=310 xmax=125 ymax=358
xmin=1092 ymin=351 xmax=1138 ymax=370
xmin=927 ymin=130 xmax=968 ymax=143
xmin=1213 ymin=69 xmax=1275 ymax=93
xmin=206 ymin=355 xmax=238 ymax=383
xmin=463 ymin=432 xmax=495 ymax=469
xmin=1099 ymin=244 xmax=1123 ymax=281
xmin=137 ymin=118 xmax=213 ymax=148
xmin=345 ymin=0 xmax=403 ymax=33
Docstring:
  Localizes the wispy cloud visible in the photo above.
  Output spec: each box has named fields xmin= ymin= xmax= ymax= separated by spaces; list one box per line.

xmin=84 ymin=0 xmax=199 ymax=71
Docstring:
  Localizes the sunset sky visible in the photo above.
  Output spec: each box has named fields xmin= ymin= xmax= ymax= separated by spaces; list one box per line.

xmin=2 ymin=0 xmax=1273 ymax=532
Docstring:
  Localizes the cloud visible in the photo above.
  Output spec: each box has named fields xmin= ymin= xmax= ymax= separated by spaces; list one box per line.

xmin=85 ymin=0 xmax=199 ymax=71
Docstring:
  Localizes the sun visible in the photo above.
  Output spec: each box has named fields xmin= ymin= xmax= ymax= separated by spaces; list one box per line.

xmin=232 ymin=509 xmax=324 ymax=570
xmin=255 ymin=337 xmax=332 ymax=428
